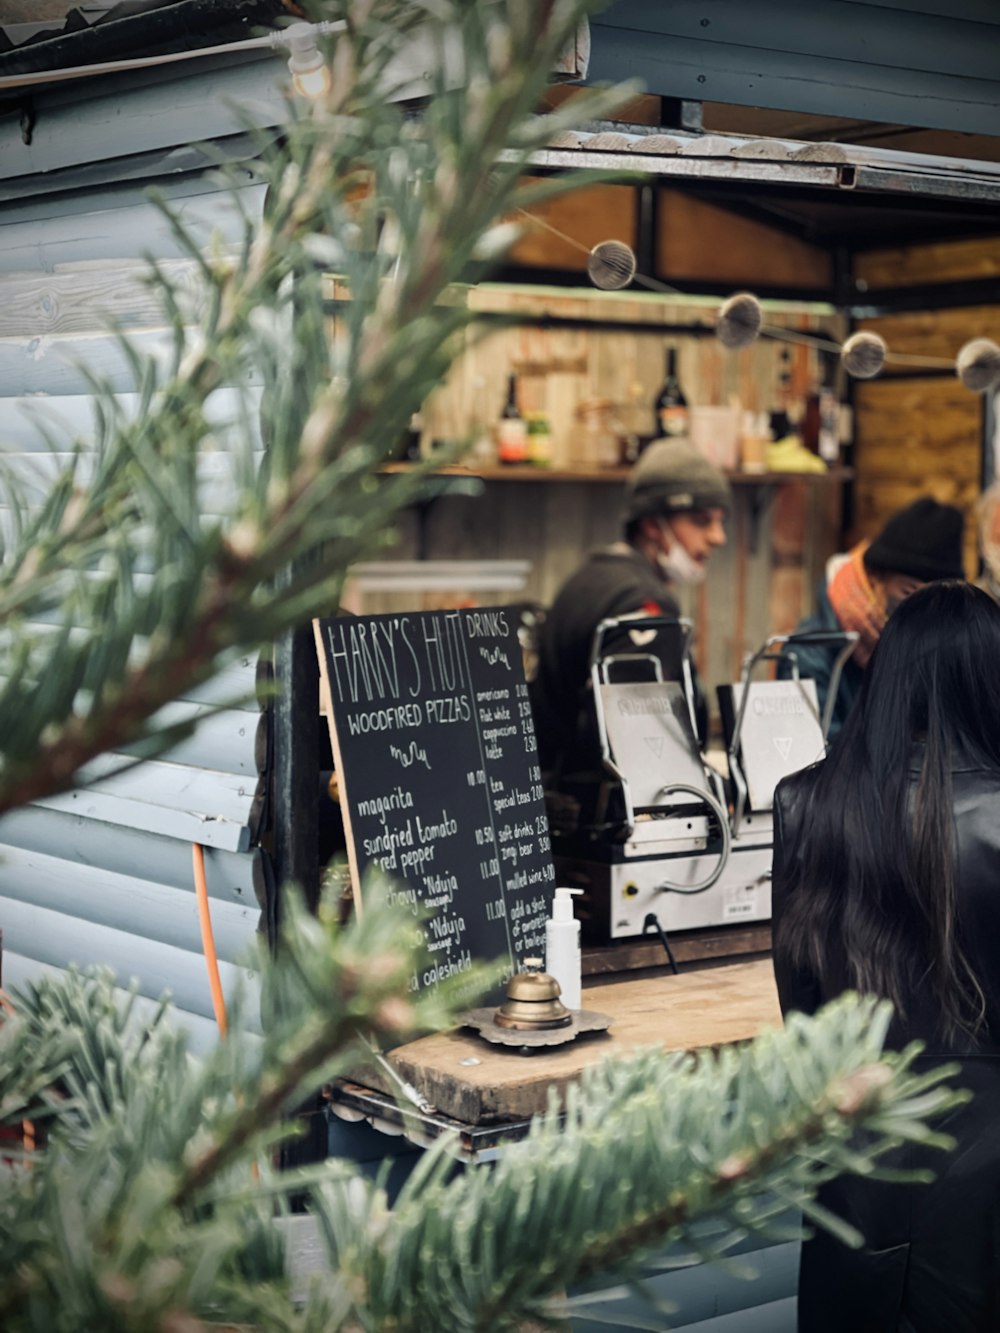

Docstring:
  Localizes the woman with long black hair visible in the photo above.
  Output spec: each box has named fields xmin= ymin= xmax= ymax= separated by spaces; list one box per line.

xmin=773 ymin=579 xmax=1000 ymax=1333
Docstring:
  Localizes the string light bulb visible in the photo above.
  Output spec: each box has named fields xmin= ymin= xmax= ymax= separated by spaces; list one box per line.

xmin=282 ymin=21 xmax=333 ymax=99
xmin=715 ymin=292 xmax=763 ymax=349
xmin=516 ymin=210 xmax=996 ymax=395
xmin=956 ymin=338 xmax=1000 ymax=393
xmin=586 ymin=240 xmax=637 ymax=290
xmin=842 ymin=331 xmax=887 ymax=379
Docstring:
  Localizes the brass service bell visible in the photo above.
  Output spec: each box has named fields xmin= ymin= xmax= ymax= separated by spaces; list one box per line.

xmin=494 ymin=959 xmax=572 ymax=1031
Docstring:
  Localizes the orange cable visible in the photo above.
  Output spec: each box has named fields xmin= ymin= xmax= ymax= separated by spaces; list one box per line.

xmin=192 ymin=844 xmax=228 ymax=1036
xmin=191 ymin=849 xmax=261 ymax=1181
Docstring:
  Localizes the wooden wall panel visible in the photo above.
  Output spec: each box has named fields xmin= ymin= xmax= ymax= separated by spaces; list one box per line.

xmin=507 ymin=183 xmax=834 ymax=294
xmin=855 ymin=236 xmax=1000 ymax=290
xmin=852 ymin=376 xmax=983 ymax=576
xmin=0 ymin=260 xmax=204 ymax=337
xmin=506 ymin=182 xmax=639 ymax=272
xmin=854 ymin=304 xmax=1000 ymax=370
xmin=0 ymin=184 xmax=265 ymax=1049
xmin=655 ymin=191 xmax=833 ymax=290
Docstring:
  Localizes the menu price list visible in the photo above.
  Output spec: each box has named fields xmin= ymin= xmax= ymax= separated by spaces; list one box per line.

xmin=315 ymin=608 xmax=556 ymax=1001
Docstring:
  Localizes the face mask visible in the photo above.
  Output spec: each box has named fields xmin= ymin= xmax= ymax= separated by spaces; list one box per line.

xmin=656 ymin=519 xmax=706 ymax=586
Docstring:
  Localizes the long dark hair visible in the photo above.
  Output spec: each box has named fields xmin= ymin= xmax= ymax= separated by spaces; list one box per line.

xmin=776 ymin=580 xmax=1000 ymax=1040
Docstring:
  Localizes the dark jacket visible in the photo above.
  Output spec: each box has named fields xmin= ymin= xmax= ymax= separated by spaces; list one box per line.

xmin=772 ymin=760 xmax=1000 ymax=1333
xmin=776 ymin=578 xmax=864 ymax=739
xmin=530 ymin=545 xmax=693 ymax=780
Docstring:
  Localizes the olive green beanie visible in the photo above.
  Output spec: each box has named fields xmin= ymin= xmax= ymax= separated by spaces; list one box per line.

xmin=623 ymin=438 xmax=731 ymax=523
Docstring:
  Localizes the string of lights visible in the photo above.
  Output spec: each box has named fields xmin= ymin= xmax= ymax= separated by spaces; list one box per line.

xmin=518 ymin=214 xmax=1000 ymax=395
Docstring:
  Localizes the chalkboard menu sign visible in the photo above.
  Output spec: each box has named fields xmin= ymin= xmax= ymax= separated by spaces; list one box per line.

xmin=314 ymin=609 xmax=556 ymax=999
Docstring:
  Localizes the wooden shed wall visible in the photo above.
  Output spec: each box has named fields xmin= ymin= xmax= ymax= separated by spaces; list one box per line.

xmin=0 ymin=76 xmax=274 ymax=1053
xmin=850 ymin=233 xmax=1000 ymax=569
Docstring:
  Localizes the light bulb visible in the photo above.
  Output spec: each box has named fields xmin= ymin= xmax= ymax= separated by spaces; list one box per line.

xmin=284 ymin=21 xmax=332 ymax=100
xmin=291 ymin=61 xmax=332 ymax=98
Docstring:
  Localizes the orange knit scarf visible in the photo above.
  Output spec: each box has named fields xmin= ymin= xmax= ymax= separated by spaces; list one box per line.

xmin=826 ymin=541 xmax=888 ymax=668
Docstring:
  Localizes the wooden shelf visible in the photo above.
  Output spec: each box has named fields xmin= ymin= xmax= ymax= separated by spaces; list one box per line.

xmin=729 ymin=467 xmax=853 ymax=485
xmin=381 ymin=461 xmax=854 ymax=485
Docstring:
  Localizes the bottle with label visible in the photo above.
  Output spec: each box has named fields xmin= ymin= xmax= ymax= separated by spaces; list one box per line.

xmin=526 ymin=410 xmax=552 ymax=467
xmin=545 ymin=887 xmax=583 ymax=1010
xmin=496 ymin=373 xmax=528 ymax=464
xmin=653 ymin=347 xmax=689 ymax=438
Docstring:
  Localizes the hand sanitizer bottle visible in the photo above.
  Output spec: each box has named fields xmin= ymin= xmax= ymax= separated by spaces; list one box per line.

xmin=545 ymin=887 xmax=583 ymax=1010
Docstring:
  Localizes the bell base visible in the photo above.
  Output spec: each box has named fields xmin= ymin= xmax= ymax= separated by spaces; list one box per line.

xmin=494 ymin=1009 xmax=573 ymax=1031
xmin=462 ymin=1006 xmax=613 ymax=1049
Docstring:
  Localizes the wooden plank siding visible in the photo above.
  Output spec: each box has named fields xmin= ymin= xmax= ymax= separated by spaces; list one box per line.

xmin=850 ymin=224 xmax=998 ymax=567
xmin=0 ymin=109 xmax=269 ymax=1048
xmin=0 ymin=60 xmax=287 ymax=186
xmin=855 ymin=304 xmax=1000 ymax=370
xmin=506 ymin=181 xmax=639 ymax=273
xmin=508 ymin=180 xmax=833 ymax=293
xmin=0 ymin=181 xmax=266 ymax=274
xmin=855 ymin=236 xmax=1000 ymax=289
xmin=0 ymin=259 xmax=209 ymax=338
xmin=655 ymin=190 xmax=833 ymax=291
xmin=851 ymin=376 xmax=983 ymax=574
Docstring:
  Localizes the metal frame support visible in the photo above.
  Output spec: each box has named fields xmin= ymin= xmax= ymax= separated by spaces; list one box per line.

xmin=658 ymin=97 xmax=703 ymax=133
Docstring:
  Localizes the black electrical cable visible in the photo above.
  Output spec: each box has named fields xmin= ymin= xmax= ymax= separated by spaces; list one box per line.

xmin=643 ymin=912 xmax=679 ymax=975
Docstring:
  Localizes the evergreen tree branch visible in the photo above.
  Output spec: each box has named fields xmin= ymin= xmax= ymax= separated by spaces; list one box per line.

xmin=320 ymin=999 xmax=962 ymax=1332
xmin=0 ymin=0 xmax=635 ymax=813
xmin=0 ymin=881 xmax=965 ymax=1332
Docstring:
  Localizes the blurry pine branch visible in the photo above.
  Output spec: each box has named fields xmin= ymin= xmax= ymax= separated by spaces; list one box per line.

xmin=0 ymin=0 xmax=633 ymax=816
xmin=0 ymin=881 xmax=964 ymax=1331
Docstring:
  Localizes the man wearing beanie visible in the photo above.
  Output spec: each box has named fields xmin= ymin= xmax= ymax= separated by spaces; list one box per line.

xmin=530 ymin=438 xmax=729 ymax=785
xmin=778 ymin=496 xmax=965 ymax=736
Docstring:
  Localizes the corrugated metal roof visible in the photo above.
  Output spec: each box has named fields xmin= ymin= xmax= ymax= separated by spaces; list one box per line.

xmin=524 ymin=123 xmax=1000 ymax=212
xmin=540 ymin=124 xmax=1000 ymax=186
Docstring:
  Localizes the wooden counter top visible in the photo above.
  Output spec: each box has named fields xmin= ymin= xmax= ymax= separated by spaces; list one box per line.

xmin=382 ymin=959 xmax=782 ymax=1125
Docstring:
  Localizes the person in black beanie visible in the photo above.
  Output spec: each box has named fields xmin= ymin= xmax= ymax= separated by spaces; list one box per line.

xmin=529 ymin=439 xmax=730 ymax=788
xmin=778 ymin=496 xmax=966 ymax=736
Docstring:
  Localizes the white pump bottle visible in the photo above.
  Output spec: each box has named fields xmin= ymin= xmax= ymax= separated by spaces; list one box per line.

xmin=545 ymin=887 xmax=583 ymax=1010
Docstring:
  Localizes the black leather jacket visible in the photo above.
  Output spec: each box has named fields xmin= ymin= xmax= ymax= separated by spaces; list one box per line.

xmin=772 ymin=758 xmax=1000 ymax=1332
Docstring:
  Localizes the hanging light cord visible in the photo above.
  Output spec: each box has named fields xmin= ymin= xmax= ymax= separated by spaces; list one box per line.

xmin=0 ymin=20 xmax=345 ymax=93
xmin=515 ymin=208 xmax=969 ymax=372
xmin=192 ymin=843 xmax=228 ymax=1037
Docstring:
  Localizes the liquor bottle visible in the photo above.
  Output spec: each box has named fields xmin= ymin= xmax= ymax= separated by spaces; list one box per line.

xmin=496 ymin=373 xmax=528 ymax=464
xmin=653 ymin=347 xmax=689 ymax=438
